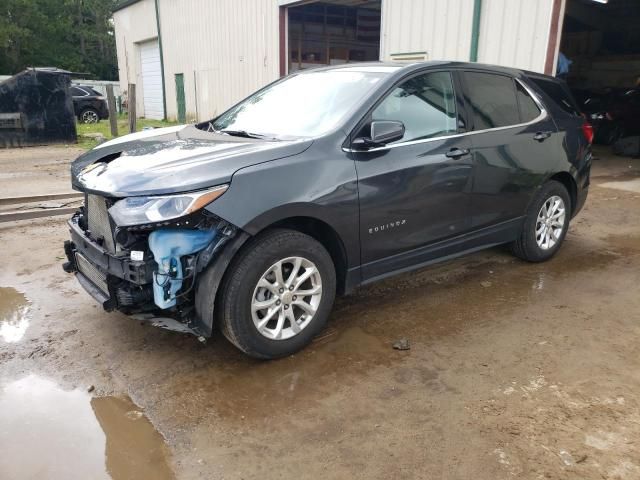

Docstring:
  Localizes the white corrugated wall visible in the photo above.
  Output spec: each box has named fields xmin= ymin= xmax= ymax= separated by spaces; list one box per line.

xmin=380 ymin=0 xmax=556 ymax=73
xmin=158 ymin=0 xmax=280 ymax=122
xmin=113 ymin=0 xmax=159 ymax=119
xmin=477 ymin=0 xmax=555 ymax=72
xmin=380 ymin=0 xmax=475 ymax=62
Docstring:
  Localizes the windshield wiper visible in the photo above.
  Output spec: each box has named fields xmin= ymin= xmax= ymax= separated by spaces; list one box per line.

xmin=218 ymin=129 xmax=273 ymax=140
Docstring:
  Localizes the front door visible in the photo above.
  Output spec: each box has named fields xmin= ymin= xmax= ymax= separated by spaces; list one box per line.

xmin=353 ymin=70 xmax=474 ymax=280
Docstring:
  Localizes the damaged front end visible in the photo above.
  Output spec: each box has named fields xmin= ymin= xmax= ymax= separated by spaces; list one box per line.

xmin=63 ymin=189 xmax=241 ymax=339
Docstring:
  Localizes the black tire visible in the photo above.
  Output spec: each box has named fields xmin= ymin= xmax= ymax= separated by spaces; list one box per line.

xmin=79 ymin=108 xmax=99 ymax=124
xmin=510 ymin=180 xmax=571 ymax=262
xmin=218 ymin=228 xmax=336 ymax=359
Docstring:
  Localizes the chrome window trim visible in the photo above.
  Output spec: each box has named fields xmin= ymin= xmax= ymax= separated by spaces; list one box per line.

xmin=72 ymin=86 xmax=91 ymax=97
xmin=343 ymin=77 xmax=547 ymax=153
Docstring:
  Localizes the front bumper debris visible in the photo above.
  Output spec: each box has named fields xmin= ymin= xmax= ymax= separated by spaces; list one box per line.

xmin=63 ymin=209 xmax=239 ymax=339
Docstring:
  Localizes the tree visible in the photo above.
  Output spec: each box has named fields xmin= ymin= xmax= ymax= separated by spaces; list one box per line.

xmin=0 ymin=0 xmax=120 ymax=80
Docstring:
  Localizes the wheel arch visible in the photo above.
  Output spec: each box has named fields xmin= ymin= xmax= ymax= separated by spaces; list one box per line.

xmin=548 ymin=171 xmax=577 ymax=215
xmin=264 ymin=216 xmax=349 ymax=295
xmin=195 ymin=214 xmax=353 ymax=338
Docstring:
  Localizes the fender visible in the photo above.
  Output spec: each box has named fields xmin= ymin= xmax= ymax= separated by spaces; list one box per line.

xmin=194 ymin=230 xmax=251 ymax=337
xmin=205 ymin=138 xmax=361 ymax=270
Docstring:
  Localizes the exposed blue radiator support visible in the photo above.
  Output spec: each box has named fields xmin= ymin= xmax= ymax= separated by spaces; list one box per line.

xmin=148 ymin=228 xmax=217 ymax=309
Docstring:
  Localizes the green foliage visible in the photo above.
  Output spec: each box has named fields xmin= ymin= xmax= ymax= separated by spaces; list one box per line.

xmin=75 ymin=114 xmax=178 ymax=150
xmin=0 ymin=0 xmax=119 ymax=80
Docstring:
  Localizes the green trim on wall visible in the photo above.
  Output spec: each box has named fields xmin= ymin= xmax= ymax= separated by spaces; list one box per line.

xmin=469 ymin=0 xmax=482 ymax=62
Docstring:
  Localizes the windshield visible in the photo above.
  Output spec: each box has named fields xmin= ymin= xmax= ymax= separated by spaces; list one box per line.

xmin=210 ymin=70 xmax=387 ymax=138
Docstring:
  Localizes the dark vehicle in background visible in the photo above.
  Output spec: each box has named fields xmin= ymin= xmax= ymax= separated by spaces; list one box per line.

xmin=62 ymin=61 xmax=592 ymax=359
xmin=590 ymin=88 xmax=640 ymax=145
xmin=71 ymin=85 xmax=109 ymax=124
xmin=572 ymin=87 xmax=640 ymax=145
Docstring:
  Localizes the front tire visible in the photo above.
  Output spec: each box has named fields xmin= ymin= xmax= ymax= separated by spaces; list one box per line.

xmin=510 ymin=180 xmax=571 ymax=262
xmin=218 ymin=229 xmax=336 ymax=359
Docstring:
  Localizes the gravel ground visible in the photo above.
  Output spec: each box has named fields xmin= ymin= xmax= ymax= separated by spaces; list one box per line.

xmin=0 ymin=146 xmax=639 ymax=480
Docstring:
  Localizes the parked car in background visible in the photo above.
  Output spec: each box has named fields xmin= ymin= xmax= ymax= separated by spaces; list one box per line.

xmin=590 ymin=88 xmax=640 ymax=145
xmin=71 ymin=85 xmax=109 ymax=124
xmin=63 ymin=61 xmax=592 ymax=359
xmin=572 ymin=86 xmax=640 ymax=145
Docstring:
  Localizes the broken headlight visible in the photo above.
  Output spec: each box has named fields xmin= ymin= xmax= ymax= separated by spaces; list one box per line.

xmin=108 ymin=185 xmax=228 ymax=227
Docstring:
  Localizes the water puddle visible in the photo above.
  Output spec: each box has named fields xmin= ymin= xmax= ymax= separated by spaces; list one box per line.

xmin=0 ymin=375 xmax=174 ymax=480
xmin=0 ymin=287 xmax=30 ymax=342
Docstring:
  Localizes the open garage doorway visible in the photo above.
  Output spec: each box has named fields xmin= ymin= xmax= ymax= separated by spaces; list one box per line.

xmin=558 ymin=0 xmax=640 ymax=149
xmin=286 ymin=1 xmax=381 ymax=73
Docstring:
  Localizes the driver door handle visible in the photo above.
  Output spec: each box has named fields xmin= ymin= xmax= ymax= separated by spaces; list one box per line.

xmin=533 ymin=131 xmax=552 ymax=142
xmin=445 ymin=148 xmax=470 ymax=159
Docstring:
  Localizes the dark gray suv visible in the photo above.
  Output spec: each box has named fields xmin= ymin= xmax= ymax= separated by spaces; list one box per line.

xmin=63 ymin=61 xmax=592 ymax=359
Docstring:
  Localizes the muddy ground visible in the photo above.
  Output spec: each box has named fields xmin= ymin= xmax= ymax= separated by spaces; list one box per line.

xmin=1 ymin=146 xmax=639 ymax=480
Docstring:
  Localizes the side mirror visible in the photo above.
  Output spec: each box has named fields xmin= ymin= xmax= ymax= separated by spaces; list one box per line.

xmin=351 ymin=120 xmax=405 ymax=150
xmin=371 ymin=120 xmax=405 ymax=145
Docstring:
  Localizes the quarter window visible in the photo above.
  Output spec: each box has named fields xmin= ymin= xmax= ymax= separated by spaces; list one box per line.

xmin=463 ymin=72 xmax=520 ymax=129
xmin=516 ymin=81 xmax=541 ymax=123
xmin=530 ymin=78 xmax=581 ymax=117
xmin=372 ymin=71 xmax=457 ymax=143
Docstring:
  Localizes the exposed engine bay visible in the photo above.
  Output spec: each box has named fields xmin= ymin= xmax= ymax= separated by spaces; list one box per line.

xmin=63 ymin=192 xmax=238 ymax=338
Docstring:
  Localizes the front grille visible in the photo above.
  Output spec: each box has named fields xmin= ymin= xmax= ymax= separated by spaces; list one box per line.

xmin=87 ymin=194 xmax=116 ymax=253
xmin=76 ymin=253 xmax=109 ymax=294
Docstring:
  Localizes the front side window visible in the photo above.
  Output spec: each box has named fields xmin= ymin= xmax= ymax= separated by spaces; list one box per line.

xmin=212 ymin=70 xmax=389 ymax=138
xmin=463 ymin=72 xmax=520 ymax=130
xmin=372 ymin=71 xmax=457 ymax=143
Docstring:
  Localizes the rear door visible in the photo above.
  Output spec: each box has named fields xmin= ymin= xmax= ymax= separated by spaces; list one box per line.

xmin=353 ymin=70 xmax=474 ymax=279
xmin=527 ymin=75 xmax=586 ymax=159
xmin=460 ymin=70 xmax=562 ymax=229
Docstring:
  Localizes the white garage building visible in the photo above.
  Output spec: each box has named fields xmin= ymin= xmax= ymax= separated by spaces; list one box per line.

xmin=112 ymin=0 xmax=568 ymax=122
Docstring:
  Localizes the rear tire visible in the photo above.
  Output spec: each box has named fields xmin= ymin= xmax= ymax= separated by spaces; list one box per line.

xmin=510 ymin=180 xmax=571 ymax=262
xmin=79 ymin=108 xmax=99 ymax=124
xmin=218 ymin=229 xmax=336 ymax=359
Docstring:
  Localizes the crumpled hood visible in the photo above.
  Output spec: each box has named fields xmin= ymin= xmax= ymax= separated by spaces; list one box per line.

xmin=71 ymin=124 xmax=312 ymax=197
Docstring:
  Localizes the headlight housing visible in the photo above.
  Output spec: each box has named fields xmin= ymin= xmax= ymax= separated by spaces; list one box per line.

xmin=108 ymin=185 xmax=228 ymax=227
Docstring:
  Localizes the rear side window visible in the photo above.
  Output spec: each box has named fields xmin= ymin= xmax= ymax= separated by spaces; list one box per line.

xmin=71 ymin=87 xmax=87 ymax=96
xmin=516 ymin=81 xmax=541 ymax=122
xmin=462 ymin=72 xmax=520 ymax=129
xmin=530 ymin=78 xmax=580 ymax=117
xmin=372 ymin=71 xmax=457 ymax=142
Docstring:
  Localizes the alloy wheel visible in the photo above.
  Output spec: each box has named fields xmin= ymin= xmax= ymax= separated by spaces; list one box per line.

xmin=535 ymin=195 xmax=566 ymax=250
xmin=251 ymin=256 xmax=323 ymax=340
xmin=81 ymin=110 xmax=99 ymax=124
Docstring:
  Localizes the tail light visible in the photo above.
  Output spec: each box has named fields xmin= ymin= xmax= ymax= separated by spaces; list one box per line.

xmin=581 ymin=121 xmax=594 ymax=144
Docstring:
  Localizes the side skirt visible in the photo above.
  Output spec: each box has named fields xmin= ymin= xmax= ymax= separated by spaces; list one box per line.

xmin=360 ymin=217 xmax=524 ymax=285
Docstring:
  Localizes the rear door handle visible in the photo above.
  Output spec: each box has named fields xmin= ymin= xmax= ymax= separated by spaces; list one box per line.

xmin=445 ymin=148 xmax=470 ymax=159
xmin=533 ymin=131 xmax=552 ymax=142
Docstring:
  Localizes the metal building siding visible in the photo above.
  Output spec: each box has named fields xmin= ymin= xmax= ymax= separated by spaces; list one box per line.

xmin=157 ymin=0 xmax=280 ymax=122
xmin=112 ymin=0 xmax=159 ymax=118
xmin=477 ymin=0 xmax=554 ymax=72
xmin=380 ymin=0 xmax=475 ymax=62
xmin=380 ymin=0 xmax=554 ymax=73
